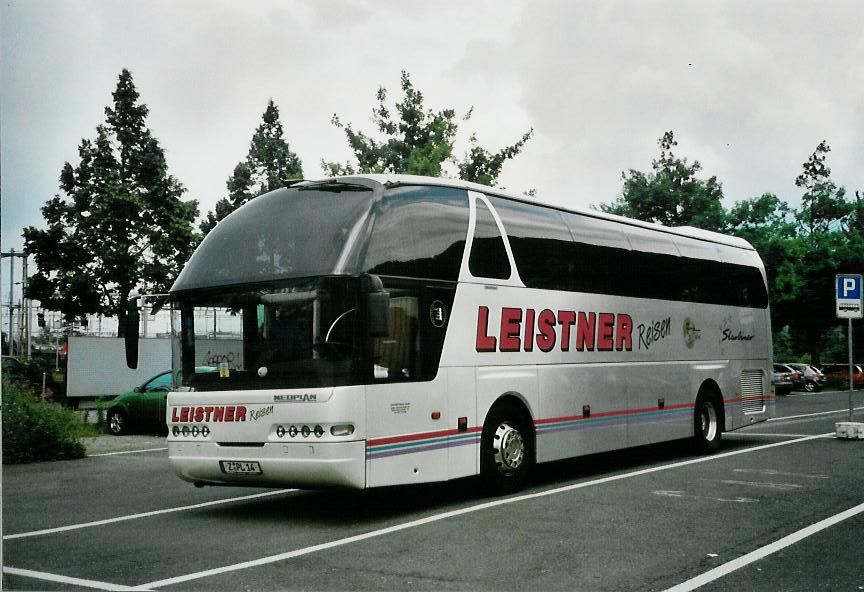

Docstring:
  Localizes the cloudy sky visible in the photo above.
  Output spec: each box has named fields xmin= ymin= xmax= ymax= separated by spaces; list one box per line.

xmin=2 ymin=0 xmax=863 ymax=305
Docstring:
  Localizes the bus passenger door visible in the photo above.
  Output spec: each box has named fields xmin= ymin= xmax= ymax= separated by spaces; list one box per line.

xmin=365 ymin=283 xmax=454 ymax=487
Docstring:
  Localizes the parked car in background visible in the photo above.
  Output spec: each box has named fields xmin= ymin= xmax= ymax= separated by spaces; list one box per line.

xmin=107 ymin=370 xmax=174 ymax=435
xmin=774 ymin=363 xmax=803 ymax=391
xmin=784 ymin=363 xmax=825 ymax=392
xmin=772 ymin=364 xmax=794 ymax=396
xmin=820 ymin=363 xmax=864 ymax=389
xmin=107 ymin=367 xmax=216 ymax=435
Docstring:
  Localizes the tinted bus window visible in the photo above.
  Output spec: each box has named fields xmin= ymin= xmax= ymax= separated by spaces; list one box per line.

xmin=487 ymin=198 xmax=758 ymax=306
xmin=563 ymin=213 xmax=631 ymax=295
xmin=173 ymin=185 xmax=375 ymax=291
xmin=490 ymin=196 xmax=573 ymax=291
xmin=363 ymin=186 xmax=469 ymax=281
xmin=469 ymin=200 xmax=511 ymax=279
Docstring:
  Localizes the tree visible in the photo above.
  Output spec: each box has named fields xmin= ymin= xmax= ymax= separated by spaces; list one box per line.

xmin=787 ymin=142 xmax=863 ymax=364
xmin=727 ymin=145 xmax=864 ymax=364
xmin=458 ymin=131 xmax=533 ymax=187
xmin=23 ymin=69 xmax=198 ymax=334
xmin=726 ymin=193 xmax=803 ymax=333
xmin=322 ymin=70 xmax=532 ymax=186
xmin=795 ymin=140 xmax=851 ymax=234
xmin=200 ymin=100 xmax=303 ymax=235
xmin=599 ymin=131 xmax=726 ymax=231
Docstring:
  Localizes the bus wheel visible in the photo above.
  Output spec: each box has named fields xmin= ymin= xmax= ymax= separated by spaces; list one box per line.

xmin=481 ymin=403 xmax=533 ymax=495
xmin=693 ymin=392 xmax=721 ymax=453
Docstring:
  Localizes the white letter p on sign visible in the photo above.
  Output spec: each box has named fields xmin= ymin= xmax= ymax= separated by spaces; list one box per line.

xmin=843 ymin=278 xmax=856 ymax=297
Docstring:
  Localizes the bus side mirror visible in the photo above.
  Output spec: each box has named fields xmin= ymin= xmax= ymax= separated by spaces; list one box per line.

xmin=362 ymin=274 xmax=389 ymax=338
xmin=125 ymin=297 xmax=140 ymax=369
xmin=366 ymin=292 xmax=389 ymax=338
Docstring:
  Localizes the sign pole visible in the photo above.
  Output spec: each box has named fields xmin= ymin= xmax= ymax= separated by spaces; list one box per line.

xmin=850 ymin=317 xmax=854 ymax=422
xmin=835 ymin=274 xmax=862 ymax=438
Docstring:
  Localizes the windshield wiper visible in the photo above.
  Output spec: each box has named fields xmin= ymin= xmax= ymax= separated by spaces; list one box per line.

xmin=296 ymin=181 xmax=371 ymax=193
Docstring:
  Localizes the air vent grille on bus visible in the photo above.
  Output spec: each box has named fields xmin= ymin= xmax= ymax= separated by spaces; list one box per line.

xmin=739 ymin=370 xmax=765 ymax=413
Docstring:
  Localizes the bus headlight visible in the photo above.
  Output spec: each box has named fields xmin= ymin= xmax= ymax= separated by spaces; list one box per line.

xmin=172 ymin=425 xmax=209 ymax=438
xmin=272 ymin=424 xmax=355 ymax=438
xmin=330 ymin=424 xmax=355 ymax=437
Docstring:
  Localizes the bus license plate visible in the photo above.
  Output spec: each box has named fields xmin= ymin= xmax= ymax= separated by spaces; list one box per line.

xmin=219 ymin=460 xmax=262 ymax=475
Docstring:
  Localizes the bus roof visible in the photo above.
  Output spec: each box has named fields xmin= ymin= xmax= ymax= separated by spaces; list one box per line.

xmin=298 ymin=174 xmax=755 ymax=252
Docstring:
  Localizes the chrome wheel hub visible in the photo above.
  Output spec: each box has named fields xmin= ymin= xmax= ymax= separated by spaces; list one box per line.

xmin=493 ymin=422 xmax=525 ymax=473
xmin=701 ymin=401 xmax=718 ymax=441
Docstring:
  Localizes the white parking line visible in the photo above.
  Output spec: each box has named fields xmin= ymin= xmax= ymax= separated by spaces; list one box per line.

xmin=133 ymin=433 xmax=833 ymax=590
xmin=732 ymin=468 xmax=828 ymax=479
xmin=787 ymin=390 xmax=863 ymax=398
xmin=700 ymin=479 xmax=803 ymax=491
xmin=768 ymin=406 xmax=864 ymax=422
xmin=3 ymin=489 xmax=295 ymax=540
xmin=2 ymin=566 xmax=143 ymax=591
xmin=653 ymin=490 xmax=758 ymax=504
xmin=725 ymin=432 xmax=824 ymax=438
xmin=87 ymin=447 xmax=168 ymax=457
xmin=664 ymin=500 xmax=864 ymax=592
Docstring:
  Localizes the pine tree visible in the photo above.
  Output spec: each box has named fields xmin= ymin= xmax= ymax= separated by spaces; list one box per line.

xmin=200 ymin=100 xmax=303 ymax=235
xmin=794 ymin=140 xmax=851 ymax=234
xmin=23 ymin=69 xmax=198 ymax=334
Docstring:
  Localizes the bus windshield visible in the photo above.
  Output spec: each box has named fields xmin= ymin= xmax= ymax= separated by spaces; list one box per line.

xmin=171 ymin=184 xmax=376 ymax=292
xmin=172 ymin=277 xmax=364 ymax=391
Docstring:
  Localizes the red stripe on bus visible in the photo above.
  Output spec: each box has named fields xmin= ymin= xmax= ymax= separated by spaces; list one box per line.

xmin=367 ymin=396 xmax=771 ymax=449
xmin=368 ymin=426 xmax=483 ymax=447
xmin=534 ymin=402 xmax=694 ymax=426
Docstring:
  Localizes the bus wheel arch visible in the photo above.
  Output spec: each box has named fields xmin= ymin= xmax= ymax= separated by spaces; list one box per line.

xmin=693 ymin=381 xmax=723 ymax=454
xmin=480 ymin=394 xmax=535 ymax=494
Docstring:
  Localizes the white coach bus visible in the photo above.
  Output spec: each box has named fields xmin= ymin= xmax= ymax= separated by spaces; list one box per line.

xmin=126 ymin=175 xmax=773 ymax=493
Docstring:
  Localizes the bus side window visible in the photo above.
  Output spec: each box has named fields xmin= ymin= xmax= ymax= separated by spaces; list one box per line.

xmin=373 ymin=296 xmax=419 ymax=380
xmin=489 ymin=196 xmax=572 ymax=291
xmin=363 ymin=186 xmax=468 ymax=282
xmin=469 ymin=200 xmax=511 ymax=279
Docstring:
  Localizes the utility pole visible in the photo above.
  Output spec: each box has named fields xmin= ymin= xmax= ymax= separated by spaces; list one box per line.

xmin=1 ymin=250 xmax=33 ymax=358
xmin=23 ymin=255 xmax=31 ymax=356
xmin=1 ymin=250 xmax=30 ymax=357
xmin=7 ymin=249 xmax=15 ymax=356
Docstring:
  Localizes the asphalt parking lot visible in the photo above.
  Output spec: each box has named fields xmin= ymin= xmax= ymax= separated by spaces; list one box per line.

xmin=3 ymin=389 xmax=863 ymax=591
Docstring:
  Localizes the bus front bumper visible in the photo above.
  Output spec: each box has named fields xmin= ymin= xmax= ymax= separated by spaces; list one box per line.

xmin=168 ymin=440 xmax=366 ymax=489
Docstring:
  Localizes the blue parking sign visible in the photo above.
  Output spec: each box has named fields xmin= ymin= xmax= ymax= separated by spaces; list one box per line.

xmin=836 ymin=274 xmax=863 ymax=319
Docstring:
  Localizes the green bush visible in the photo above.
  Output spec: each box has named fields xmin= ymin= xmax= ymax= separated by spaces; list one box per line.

xmin=2 ymin=381 xmax=86 ymax=464
xmin=18 ymin=354 xmax=66 ymax=400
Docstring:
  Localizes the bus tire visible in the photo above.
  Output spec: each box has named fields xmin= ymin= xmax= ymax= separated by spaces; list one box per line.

xmin=480 ymin=402 xmax=534 ymax=495
xmin=693 ymin=390 xmax=722 ymax=454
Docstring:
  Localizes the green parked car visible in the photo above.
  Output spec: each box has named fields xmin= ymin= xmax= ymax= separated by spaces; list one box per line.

xmin=107 ymin=367 xmax=215 ymax=435
xmin=107 ymin=371 xmax=176 ymax=436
